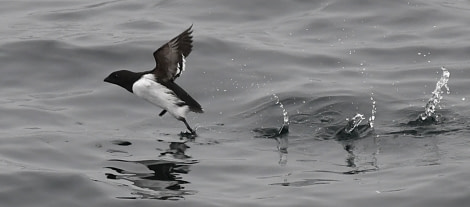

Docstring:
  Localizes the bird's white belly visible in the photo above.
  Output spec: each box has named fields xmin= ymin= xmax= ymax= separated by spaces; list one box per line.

xmin=132 ymin=75 xmax=189 ymax=119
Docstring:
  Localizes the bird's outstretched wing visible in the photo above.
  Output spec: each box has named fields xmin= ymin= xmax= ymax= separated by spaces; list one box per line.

xmin=152 ymin=25 xmax=193 ymax=82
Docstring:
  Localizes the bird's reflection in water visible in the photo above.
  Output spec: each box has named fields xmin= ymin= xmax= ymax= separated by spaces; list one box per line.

xmin=106 ymin=140 xmax=198 ymax=200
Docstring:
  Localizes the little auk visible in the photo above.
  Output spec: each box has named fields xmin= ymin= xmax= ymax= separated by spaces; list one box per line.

xmin=104 ymin=26 xmax=203 ymax=135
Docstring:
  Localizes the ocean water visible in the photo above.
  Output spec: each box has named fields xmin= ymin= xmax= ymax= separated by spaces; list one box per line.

xmin=1 ymin=0 xmax=470 ymax=206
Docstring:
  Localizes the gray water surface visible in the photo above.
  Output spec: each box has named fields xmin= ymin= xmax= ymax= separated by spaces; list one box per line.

xmin=1 ymin=0 xmax=470 ymax=206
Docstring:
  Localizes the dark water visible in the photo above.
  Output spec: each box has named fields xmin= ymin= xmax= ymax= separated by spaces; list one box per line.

xmin=1 ymin=0 xmax=470 ymax=206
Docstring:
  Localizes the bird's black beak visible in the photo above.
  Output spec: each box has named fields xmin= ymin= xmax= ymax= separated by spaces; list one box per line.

xmin=104 ymin=76 xmax=111 ymax=83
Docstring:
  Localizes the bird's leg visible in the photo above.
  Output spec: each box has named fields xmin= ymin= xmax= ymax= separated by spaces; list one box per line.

xmin=181 ymin=118 xmax=196 ymax=135
xmin=158 ymin=110 xmax=167 ymax=117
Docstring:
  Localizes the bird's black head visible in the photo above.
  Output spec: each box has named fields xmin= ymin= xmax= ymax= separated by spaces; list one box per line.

xmin=104 ymin=70 xmax=142 ymax=93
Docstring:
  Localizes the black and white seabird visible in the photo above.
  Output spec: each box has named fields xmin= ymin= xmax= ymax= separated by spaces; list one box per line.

xmin=104 ymin=26 xmax=203 ymax=134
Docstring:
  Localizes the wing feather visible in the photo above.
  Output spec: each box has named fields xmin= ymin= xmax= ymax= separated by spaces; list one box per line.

xmin=153 ymin=25 xmax=193 ymax=82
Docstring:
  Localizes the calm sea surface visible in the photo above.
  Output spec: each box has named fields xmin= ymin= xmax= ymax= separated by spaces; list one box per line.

xmin=1 ymin=0 xmax=470 ymax=206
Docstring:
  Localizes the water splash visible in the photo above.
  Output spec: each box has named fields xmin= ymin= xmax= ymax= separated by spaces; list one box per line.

xmin=251 ymin=94 xmax=290 ymax=165
xmin=369 ymin=95 xmax=376 ymax=128
xmin=419 ymin=67 xmax=450 ymax=121
xmin=272 ymin=94 xmax=289 ymax=167
xmin=336 ymin=95 xmax=376 ymax=138
xmin=272 ymin=93 xmax=290 ymax=135
xmin=345 ymin=114 xmax=365 ymax=133
xmin=251 ymin=94 xmax=289 ymax=138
